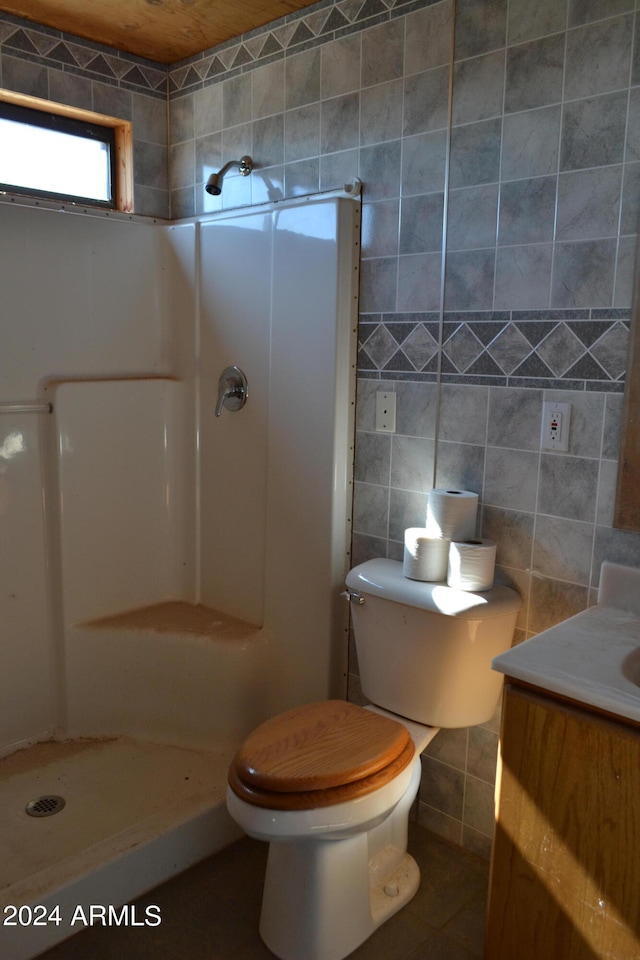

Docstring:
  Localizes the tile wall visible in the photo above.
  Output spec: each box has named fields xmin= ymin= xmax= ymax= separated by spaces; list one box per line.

xmin=0 ymin=11 xmax=170 ymax=217
xmin=3 ymin=0 xmax=640 ymax=857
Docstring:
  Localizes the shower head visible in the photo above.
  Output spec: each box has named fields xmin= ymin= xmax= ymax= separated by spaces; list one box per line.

xmin=205 ymin=155 xmax=253 ymax=195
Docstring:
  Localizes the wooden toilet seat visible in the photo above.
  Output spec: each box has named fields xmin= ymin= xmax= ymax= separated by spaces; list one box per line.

xmin=228 ymin=700 xmax=415 ymax=810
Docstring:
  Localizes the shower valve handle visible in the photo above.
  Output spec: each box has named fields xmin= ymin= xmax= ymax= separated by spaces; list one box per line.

xmin=215 ymin=365 xmax=248 ymax=417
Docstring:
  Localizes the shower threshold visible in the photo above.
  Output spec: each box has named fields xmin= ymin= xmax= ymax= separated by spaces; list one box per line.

xmin=0 ymin=737 xmax=240 ymax=960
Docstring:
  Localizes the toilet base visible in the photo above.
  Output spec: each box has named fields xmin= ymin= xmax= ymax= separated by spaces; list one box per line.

xmin=257 ymin=758 xmax=421 ymax=960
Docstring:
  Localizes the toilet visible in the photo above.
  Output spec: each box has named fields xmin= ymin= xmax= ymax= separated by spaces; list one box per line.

xmin=226 ymin=558 xmax=521 ymax=960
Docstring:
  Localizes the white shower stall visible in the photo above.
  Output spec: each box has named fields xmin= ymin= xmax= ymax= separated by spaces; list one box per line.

xmin=0 ymin=193 xmax=359 ymax=958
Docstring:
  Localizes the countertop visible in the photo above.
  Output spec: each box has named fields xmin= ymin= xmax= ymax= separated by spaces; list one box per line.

xmin=492 ymin=561 xmax=640 ymax=725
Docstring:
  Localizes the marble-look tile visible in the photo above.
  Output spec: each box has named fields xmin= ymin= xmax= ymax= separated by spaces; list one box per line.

xmin=194 ymin=85 xmax=223 ymax=138
xmin=403 ymin=66 xmax=450 ymax=136
xmin=397 ymin=253 xmax=443 ymax=312
xmin=454 ymin=0 xmax=508 ymax=60
xmin=481 ymin=505 xmax=535 ymax=569
xmin=447 ymin=184 xmax=498 ymax=251
xmin=596 ymin=459 xmax=619 ymax=526
xmin=390 ymin=436 xmax=435 ymax=492
xmin=498 ymin=176 xmax=556 ymax=246
xmin=170 ymin=93 xmax=194 ymax=144
xmin=361 ymin=18 xmax=404 ymax=88
xmin=434 ymin=440 xmax=485 ymax=495
xmin=134 ymin=140 xmax=168 ymax=190
xmin=449 ymin=118 xmax=501 ymax=189
xmin=591 ymin=323 xmax=629 ymax=380
xmin=400 ymin=193 xmax=445 ymax=254
xmin=494 ymin=245 xmax=553 ymax=310
xmin=560 ymin=91 xmax=627 ymax=171
xmin=284 ymin=103 xmax=320 ymax=162
xmin=320 ymin=148 xmax=359 ymax=192
xmin=359 ymin=140 xmax=402 ymax=201
xmin=170 ymin=184 xmax=195 ymax=219
xmin=483 ymin=447 xmax=539 ymax=512
xmin=354 ymin=430 xmax=391 ymax=485
xmin=621 ymin=160 xmax=640 ymax=232
xmin=388 ymin=488 xmax=430 ymax=541
xmin=360 ymin=79 xmax=404 ymax=146
xmin=417 ymin=803 xmax=464 ymax=846
xmin=438 ymin=384 xmax=489 ymax=444
xmin=443 ymin=249 xmax=495 ymax=311
xmin=2 ymin=53 xmax=48 ymax=99
xmin=452 ymin=50 xmax=505 ymax=126
xmin=222 ymin=121 xmax=252 ymax=165
xmin=420 ymin=756 xmax=465 ymax=820
xmin=532 ymin=514 xmax=595 ymax=584
xmin=358 ymin=257 xmax=398 ymax=313
xmin=351 ymin=531 xmax=387 ymax=566
xmin=486 ymin=324 xmax=532 ymax=374
xmin=614 ymin=235 xmax=637 ymax=309
xmin=564 ymin=15 xmax=632 ymax=100
xmin=556 ymin=166 xmax=622 ymax=242
xmin=467 ymin=727 xmax=498 ymax=784
xmin=537 ymin=453 xmax=599 ymax=522
xmin=592 ymin=527 xmax=640 ymax=588
xmin=405 ymin=1 xmax=453 ymax=75
xmin=536 ymin=324 xmax=584 ymax=377
xmin=133 ymin=184 xmax=170 ymax=219
xmin=424 ymin=727 xmax=468 ymax=771
xmin=170 ymin=140 xmax=194 ymax=189
xmin=320 ymin=34 xmax=361 ymax=99
xmin=395 ymin=380 xmax=439 ymax=438
xmin=320 ymin=92 xmax=359 ymax=154
xmin=93 ymin=81 xmax=133 ymax=121
xmin=505 ymin=34 xmax=565 ymax=114
xmin=356 ymin=377 xmax=386 ymax=432
xmin=551 ymin=239 xmax=617 ymax=309
xmin=353 ymin=481 xmax=389 ymax=538
xmin=133 ymin=93 xmax=168 ymax=147
xmin=361 ymin=200 xmax=400 ymax=258
xmin=443 ymin=323 xmax=484 ymax=372
xmin=462 ymin=776 xmax=495 ymax=837
xmin=402 ymin=130 xmax=448 ymax=196
xmin=251 ymin=114 xmax=284 ymax=168
xmin=49 ymin=70 xmax=93 ymax=112
xmin=285 ymin=47 xmax=320 ymax=110
xmin=223 ymin=73 xmax=251 ymax=128
xmin=501 ymin=106 xmax=561 ymax=181
xmin=507 ymin=0 xmax=568 ymax=44
xmin=529 ymin=574 xmax=589 ymax=633
xmin=487 ymin=387 xmax=543 ymax=449
xmin=568 ymin=0 xmax=633 ymax=26
xmin=251 ymin=60 xmax=284 ymax=120
xmin=603 ymin=392 xmax=623 ymax=460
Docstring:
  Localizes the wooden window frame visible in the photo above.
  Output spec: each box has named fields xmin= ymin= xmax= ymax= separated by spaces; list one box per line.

xmin=0 ymin=89 xmax=133 ymax=213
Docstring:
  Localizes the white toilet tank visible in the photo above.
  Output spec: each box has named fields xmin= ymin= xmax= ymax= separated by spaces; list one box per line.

xmin=345 ymin=559 xmax=521 ymax=728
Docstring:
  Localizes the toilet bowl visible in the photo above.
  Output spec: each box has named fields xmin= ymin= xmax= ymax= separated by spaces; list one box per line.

xmin=226 ymin=558 xmax=521 ymax=960
xmin=226 ymin=700 xmax=438 ymax=960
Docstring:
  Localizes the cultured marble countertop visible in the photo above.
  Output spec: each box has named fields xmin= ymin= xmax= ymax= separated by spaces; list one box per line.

xmin=492 ymin=561 xmax=640 ymax=725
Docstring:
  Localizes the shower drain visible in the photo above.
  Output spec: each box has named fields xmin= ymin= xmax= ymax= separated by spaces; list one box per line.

xmin=25 ymin=795 xmax=66 ymax=818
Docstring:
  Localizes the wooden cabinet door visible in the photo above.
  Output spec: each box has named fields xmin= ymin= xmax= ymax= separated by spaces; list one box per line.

xmin=486 ymin=683 xmax=640 ymax=960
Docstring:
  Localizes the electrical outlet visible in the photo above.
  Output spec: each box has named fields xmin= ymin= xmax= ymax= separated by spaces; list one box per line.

xmin=375 ymin=391 xmax=396 ymax=433
xmin=541 ymin=400 xmax=570 ymax=452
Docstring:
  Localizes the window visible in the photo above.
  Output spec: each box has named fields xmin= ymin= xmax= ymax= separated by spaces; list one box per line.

xmin=0 ymin=91 xmax=133 ymax=212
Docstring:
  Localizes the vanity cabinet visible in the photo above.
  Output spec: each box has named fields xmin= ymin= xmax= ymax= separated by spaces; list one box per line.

xmin=485 ymin=681 xmax=640 ymax=960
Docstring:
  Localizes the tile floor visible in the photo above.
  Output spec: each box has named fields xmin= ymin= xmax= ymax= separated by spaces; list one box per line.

xmin=38 ymin=822 xmax=489 ymax=960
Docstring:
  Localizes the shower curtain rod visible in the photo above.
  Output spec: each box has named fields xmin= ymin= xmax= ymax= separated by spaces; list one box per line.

xmin=0 ymin=401 xmax=52 ymax=414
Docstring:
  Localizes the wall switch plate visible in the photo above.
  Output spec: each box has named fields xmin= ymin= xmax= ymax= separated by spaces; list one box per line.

xmin=541 ymin=400 xmax=571 ymax=451
xmin=375 ymin=391 xmax=396 ymax=433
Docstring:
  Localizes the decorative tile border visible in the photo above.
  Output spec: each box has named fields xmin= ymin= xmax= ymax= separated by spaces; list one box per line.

xmin=0 ymin=12 xmax=167 ymax=97
xmin=358 ymin=310 xmax=630 ymax=391
xmin=167 ymin=0 xmax=440 ymax=96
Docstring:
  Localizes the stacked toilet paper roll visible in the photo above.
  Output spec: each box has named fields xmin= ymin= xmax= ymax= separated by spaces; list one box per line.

xmin=403 ymin=528 xmax=450 ymax=582
xmin=425 ymin=489 xmax=478 ymax=541
xmin=447 ymin=538 xmax=497 ymax=592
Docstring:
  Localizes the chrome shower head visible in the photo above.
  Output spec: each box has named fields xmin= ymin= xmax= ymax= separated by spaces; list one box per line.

xmin=205 ymin=155 xmax=253 ymax=195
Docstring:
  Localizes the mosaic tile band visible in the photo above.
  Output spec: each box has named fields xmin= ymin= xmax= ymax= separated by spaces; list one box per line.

xmin=359 ymin=310 xmax=630 ymax=390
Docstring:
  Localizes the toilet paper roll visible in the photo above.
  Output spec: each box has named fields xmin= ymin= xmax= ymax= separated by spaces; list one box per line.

xmin=447 ymin=539 xmax=497 ymax=592
xmin=403 ymin=528 xmax=450 ymax=581
xmin=426 ymin=489 xmax=478 ymax=542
